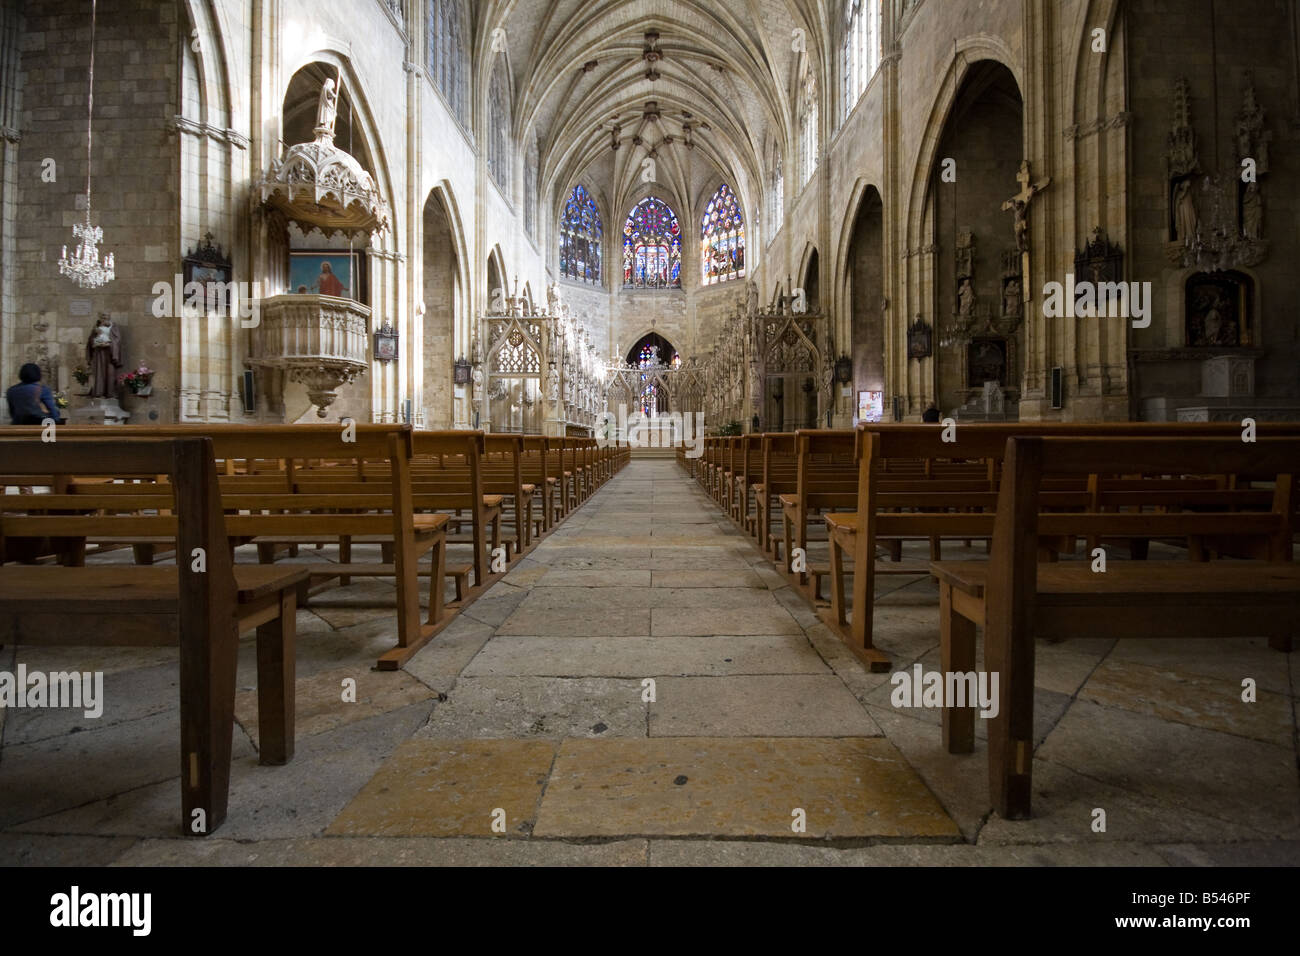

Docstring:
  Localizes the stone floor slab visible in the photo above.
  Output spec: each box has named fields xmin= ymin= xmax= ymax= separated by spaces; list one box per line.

xmin=649 ymin=675 xmax=881 ymax=737
xmin=415 ymin=677 xmax=646 ymax=739
xmin=532 ymin=736 xmax=960 ymax=839
xmin=462 ymin=634 xmax=832 ymax=678
xmin=326 ymin=738 xmax=557 ymax=837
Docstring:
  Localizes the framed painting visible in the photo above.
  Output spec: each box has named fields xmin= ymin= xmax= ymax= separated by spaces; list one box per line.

xmin=374 ymin=321 xmax=399 ymax=362
xmin=289 ymin=251 xmax=359 ymax=300
xmin=183 ymin=233 xmax=232 ymax=314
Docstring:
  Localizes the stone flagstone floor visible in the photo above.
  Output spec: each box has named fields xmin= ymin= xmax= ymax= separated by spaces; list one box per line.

xmin=1 ymin=458 xmax=1298 ymax=866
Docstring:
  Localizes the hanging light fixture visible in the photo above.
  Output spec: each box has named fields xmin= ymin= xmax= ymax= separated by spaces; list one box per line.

xmin=59 ymin=0 xmax=114 ymax=288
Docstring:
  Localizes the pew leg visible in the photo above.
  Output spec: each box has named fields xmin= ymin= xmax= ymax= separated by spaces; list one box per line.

xmin=782 ymin=517 xmax=794 ymax=576
xmin=828 ymin=538 xmax=847 ymax=627
xmin=133 ymin=543 xmax=156 ymax=565
xmin=255 ymin=588 xmax=297 ymax=765
xmin=381 ymin=541 xmax=394 ymax=564
xmin=940 ymin=582 xmax=976 ymax=754
xmin=338 ymin=535 xmax=351 ymax=587
xmin=887 ymin=539 xmax=902 ymax=562
xmin=1130 ymin=537 xmax=1150 ymax=560
xmin=929 ymin=534 xmax=941 ymax=562
xmin=178 ymin=597 xmax=237 ymax=837
xmin=428 ymin=535 xmax=447 ymax=627
xmin=985 ymin=602 xmax=1034 ymax=821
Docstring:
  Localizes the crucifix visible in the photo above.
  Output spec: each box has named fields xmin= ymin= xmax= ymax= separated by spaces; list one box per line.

xmin=1001 ymin=160 xmax=1050 ymax=300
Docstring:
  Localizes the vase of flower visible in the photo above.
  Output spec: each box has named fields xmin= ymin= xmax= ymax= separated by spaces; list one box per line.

xmin=118 ymin=365 xmax=155 ymax=397
xmin=72 ymin=365 xmax=90 ymax=395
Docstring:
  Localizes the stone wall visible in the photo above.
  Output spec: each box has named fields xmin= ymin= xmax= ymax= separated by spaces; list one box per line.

xmin=8 ymin=0 xmax=180 ymax=423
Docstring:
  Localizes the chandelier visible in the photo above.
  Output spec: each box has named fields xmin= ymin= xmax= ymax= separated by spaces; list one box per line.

xmin=59 ymin=0 xmax=114 ymax=288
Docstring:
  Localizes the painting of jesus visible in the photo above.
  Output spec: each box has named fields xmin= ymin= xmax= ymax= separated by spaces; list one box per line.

xmin=288 ymin=252 xmax=359 ymax=301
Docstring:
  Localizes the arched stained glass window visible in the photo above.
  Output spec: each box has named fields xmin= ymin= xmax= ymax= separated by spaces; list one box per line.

xmin=622 ymin=197 xmax=681 ymax=289
xmin=525 ymin=135 xmax=539 ymax=238
xmin=487 ymin=55 xmax=510 ymax=190
xmin=427 ymin=0 xmax=469 ymax=124
xmin=701 ymin=184 xmax=745 ymax=285
xmin=560 ymin=184 xmax=602 ymax=284
xmin=839 ymin=1 xmax=882 ymax=124
xmin=799 ymin=68 xmax=819 ymax=186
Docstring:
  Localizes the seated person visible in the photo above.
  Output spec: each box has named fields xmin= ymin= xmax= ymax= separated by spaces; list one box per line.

xmin=6 ymin=363 xmax=60 ymax=425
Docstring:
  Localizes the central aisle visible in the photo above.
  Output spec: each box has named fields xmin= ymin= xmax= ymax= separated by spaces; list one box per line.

xmin=325 ymin=458 xmax=960 ymax=853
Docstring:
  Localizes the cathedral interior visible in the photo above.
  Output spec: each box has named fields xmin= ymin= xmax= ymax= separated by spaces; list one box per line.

xmin=0 ymin=0 xmax=1298 ymax=880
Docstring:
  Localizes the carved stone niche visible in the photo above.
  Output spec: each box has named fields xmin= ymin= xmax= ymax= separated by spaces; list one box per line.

xmin=1185 ymin=271 xmax=1253 ymax=348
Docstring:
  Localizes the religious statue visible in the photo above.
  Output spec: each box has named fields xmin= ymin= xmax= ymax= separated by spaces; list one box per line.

xmin=1241 ymin=182 xmax=1262 ymax=240
xmin=957 ymin=277 xmax=975 ymax=316
xmin=547 ymin=364 xmax=560 ymax=402
xmin=1174 ymin=178 xmax=1198 ymax=242
xmin=1002 ymin=278 xmax=1022 ymax=317
xmin=745 ymin=279 xmax=759 ymax=318
xmin=85 ymin=314 xmax=122 ymax=399
xmin=547 ymin=282 xmax=561 ymax=316
xmin=316 ymin=78 xmax=339 ymax=140
xmin=1001 ymin=161 xmax=1050 ymax=254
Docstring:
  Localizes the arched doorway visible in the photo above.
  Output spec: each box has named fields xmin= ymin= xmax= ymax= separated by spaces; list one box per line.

xmin=626 ymin=332 xmax=679 ymax=416
xmin=422 ymin=189 xmax=460 ymax=427
xmin=847 ymin=187 xmax=884 ymax=402
xmin=928 ymin=60 xmax=1024 ymax=415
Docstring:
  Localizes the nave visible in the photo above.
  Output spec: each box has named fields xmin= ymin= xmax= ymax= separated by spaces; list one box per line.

xmin=2 ymin=456 xmax=1294 ymax=865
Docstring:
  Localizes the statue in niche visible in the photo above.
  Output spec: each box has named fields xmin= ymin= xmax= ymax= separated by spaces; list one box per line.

xmin=1241 ymin=182 xmax=1263 ymax=240
xmin=316 ymin=78 xmax=339 ymax=140
xmin=1186 ymin=279 xmax=1243 ymax=348
xmin=85 ymin=314 xmax=122 ymax=399
xmin=1173 ymin=178 xmax=1198 ymax=242
xmin=1002 ymin=278 xmax=1022 ymax=317
xmin=547 ymin=365 xmax=559 ymax=402
xmin=957 ymin=277 xmax=975 ymax=316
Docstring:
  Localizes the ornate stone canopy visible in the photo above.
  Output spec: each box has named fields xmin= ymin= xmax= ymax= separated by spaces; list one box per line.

xmin=257 ymin=113 xmax=390 ymax=238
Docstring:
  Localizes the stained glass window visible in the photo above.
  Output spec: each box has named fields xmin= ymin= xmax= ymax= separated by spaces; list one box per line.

xmin=640 ymin=381 xmax=659 ymax=417
xmin=487 ymin=56 xmax=510 ymax=190
xmin=525 ymin=135 xmax=539 ymax=238
xmin=799 ymin=68 xmax=819 ymax=186
xmin=560 ymin=184 xmax=602 ymax=284
xmin=427 ymin=0 xmax=469 ymax=124
xmin=840 ymin=1 xmax=881 ymax=124
xmin=622 ymin=197 xmax=681 ymax=289
xmin=701 ymin=184 xmax=745 ymax=285
xmin=769 ymin=150 xmax=784 ymax=236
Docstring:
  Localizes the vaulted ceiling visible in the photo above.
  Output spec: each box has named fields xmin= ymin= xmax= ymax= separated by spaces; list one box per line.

xmin=477 ymin=0 xmax=834 ymax=228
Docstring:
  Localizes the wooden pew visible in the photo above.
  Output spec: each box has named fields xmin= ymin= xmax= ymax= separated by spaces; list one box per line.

xmin=0 ymin=436 xmax=307 ymax=835
xmin=779 ymin=430 xmax=858 ymax=594
xmin=824 ymin=422 xmax=1299 ymax=672
xmin=932 ymin=435 xmax=1299 ymax=819
xmin=753 ymin=433 xmax=798 ymax=556
xmin=4 ymin=424 xmax=452 ymax=670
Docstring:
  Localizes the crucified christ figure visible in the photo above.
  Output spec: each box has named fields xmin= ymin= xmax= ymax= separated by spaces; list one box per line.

xmin=1001 ymin=160 xmax=1050 ymax=254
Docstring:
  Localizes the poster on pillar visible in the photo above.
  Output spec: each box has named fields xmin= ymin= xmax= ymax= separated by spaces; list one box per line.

xmin=857 ymin=390 xmax=883 ymax=423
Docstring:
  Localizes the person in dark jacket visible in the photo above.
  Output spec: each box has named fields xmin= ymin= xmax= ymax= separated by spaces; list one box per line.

xmin=6 ymin=363 xmax=59 ymax=425
xmin=921 ymin=403 xmax=941 ymax=423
